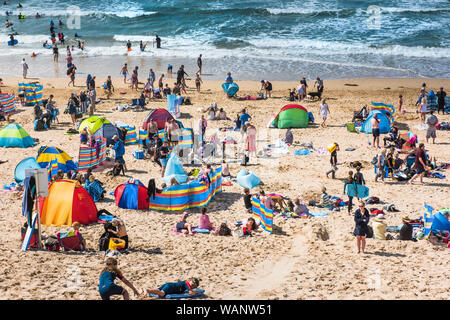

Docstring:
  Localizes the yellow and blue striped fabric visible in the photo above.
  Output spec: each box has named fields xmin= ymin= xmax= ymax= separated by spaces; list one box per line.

xmin=148 ymin=167 xmax=222 ymax=211
xmin=19 ymin=83 xmax=43 ymax=106
xmin=423 ymin=203 xmax=434 ymax=239
xmin=251 ymin=197 xmax=274 ymax=234
xmin=0 ymin=123 xmax=35 ymax=148
xmin=36 ymin=146 xmax=77 ymax=172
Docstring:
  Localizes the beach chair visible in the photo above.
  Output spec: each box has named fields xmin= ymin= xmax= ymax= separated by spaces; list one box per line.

xmin=346 ymin=123 xmax=357 ymax=133
xmin=56 ymin=231 xmax=83 ymax=251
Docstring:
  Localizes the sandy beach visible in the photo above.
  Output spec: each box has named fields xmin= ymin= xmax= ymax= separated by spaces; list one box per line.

xmin=0 ymin=76 xmax=449 ymax=300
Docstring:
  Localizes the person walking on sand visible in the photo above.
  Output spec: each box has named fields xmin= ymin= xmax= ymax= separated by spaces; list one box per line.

xmin=195 ymin=72 xmax=202 ymax=92
xmin=436 ymin=87 xmax=446 ymax=115
xmin=319 ymin=98 xmax=330 ymax=127
xmin=120 ymin=63 xmax=128 ymax=83
xmin=53 ymin=44 xmax=59 ymax=62
xmin=408 ymin=143 xmax=427 ymax=185
xmin=67 ymin=64 xmax=76 ymax=87
xmin=354 ymin=200 xmax=370 ymax=254
xmin=398 ymin=94 xmax=403 ymax=113
xmin=371 ymin=113 xmax=381 ymax=148
xmin=425 ymin=110 xmax=438 ymax=144
xmin=326 ymin=143 xmax=339 ymax=179
xmin=105 ymin=75 xmax=114 ymax=99
xmin=419 ymin=96 xmax=428 ymax=123
xmin=98 ymin=257 xmax=139 ymax=300
xmin=21 ymin=58 xmax=28 ymax=78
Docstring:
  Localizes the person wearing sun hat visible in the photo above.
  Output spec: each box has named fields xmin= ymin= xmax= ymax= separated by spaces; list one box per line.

xmin=371 ymin=214 xmax=387 ymax=240
xmin=399 ymin=215 xmax=413 ymax=241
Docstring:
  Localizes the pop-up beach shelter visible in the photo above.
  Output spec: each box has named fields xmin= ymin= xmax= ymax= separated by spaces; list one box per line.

xmin=36 ymin=146 xmax=77 ymax=173
xmin=39 ymin=180 xmax=98 ymax=226
xmin=0 ymin=123 xmax=35 ymax=148
xmin=268 ymin=104 xmax=309 ymax=129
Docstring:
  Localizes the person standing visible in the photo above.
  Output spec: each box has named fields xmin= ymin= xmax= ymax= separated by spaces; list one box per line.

xmin=319 ymin=99 xmax=330 ymax=127
xmin=371 ymin=113 xmax=381 ymax=148
xmin=375 ymin=148 xmax=386 ymax=182
xmin=436 ymin=87 xmax=446 ymax=115
xmin=195 ymin=72 xmax=202 ymax=92
xmin=112 ymin=135 xmax=126 ymax=172
xmin=67 ymin=64 xmax=76 ymax=87
xmin=326 ymin=143 xmax=339 ymax=179
xmin=198 ymin=115 xmax=207 ymax=146
xmin=419 ymin=96 xmax=428 ymax=123
xmin=176 ymin=65 xmax=188 ymax=86
xmin=155 ymin=35 xmax=161 ymax=48
xmin=197 ymin=54 xmax=202 ymax=75
xmin=314 ymin=77 xmax=324 ymax=93
xmin=425 ymin=111 xmax=438 ymax=144
xmin=398 ymin=94 xmax=403 ymax=113
xmin=53 ymin=44 xmax=59 ymax=62
xmin=225 ymin=72 xmax=233 ymax=84
xmin=158 ymin=74 xmax=164 ymax=91
xmin=126 ymin=40 xmax=132 ymax=52
xmin=343 ymin=170 xmax=358 ymax=215
xmin=21 ymin=58 xmax=28 ymax=78
xmin=120 ymin=63 xmax=128 ymax=83
xmin=245 ymin=123 xmax=257 ymax=158
xmin=106 ymin=76 xmax=114 ymax=99
xmin=354 ymin=200 xmax=370 ymax=254
xmin=408 ymin=143 xmax=427 ymax=185
xmin=148 ymin=68 xmax=155 ymax=90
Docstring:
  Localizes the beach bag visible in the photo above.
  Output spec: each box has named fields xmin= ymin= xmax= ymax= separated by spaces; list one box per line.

xmin=98 ymin=232 xmax=110 ymax=251
xmin=184 ymin=97 xmax=191 ymax=105
xmin=232 ymin=226 xmax=244 ymax=237
xmin=218 ymin=223 xmax=231 ymax=236
xmin=34 ymin=119 xmax=45 ymax=131
xmin=108 ymin=238 xmax=126 ymax=251
xmin=326 ymin=143 xmax=337 ymax=153
xmin=371 ymin=156 xmax=378 ymax=165
xmin=240 ymin=153 xmax=249 ymax=166
xmin=366 ymin=196 xmax=380 ymax=204
xmin=133 ymin=149 xmax=144 ymax=159
xmin=44 ymin=235 xmax=60 ymax=251
xmin=366 ymin=226 xmax=374 ymax=238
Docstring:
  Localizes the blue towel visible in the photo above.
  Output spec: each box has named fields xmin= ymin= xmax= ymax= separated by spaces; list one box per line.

xmin=294 ymin=149 xmax=311 ymax=156
xmin=309 ymin=211 xmax=328 ymax=217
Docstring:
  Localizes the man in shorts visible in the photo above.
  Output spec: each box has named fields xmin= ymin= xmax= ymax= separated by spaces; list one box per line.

xmin=371 ymin=113 xmax=381 ymax=148
xmin=425 ymin=110 xmax=438 ymax=144
xmin=141 ymin=277 xmax=200 ymax=297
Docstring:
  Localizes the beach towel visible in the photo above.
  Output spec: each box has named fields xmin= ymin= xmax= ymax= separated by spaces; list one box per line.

xmin=149 ymin=289 xmax=205 ymax=299
xmin=316 ymin=147 xmax=330 ymax=156
xmin=309 ymin=211 xmax=328 ymax=217
xmin=294 ymin=149 xmax=310 ymax=156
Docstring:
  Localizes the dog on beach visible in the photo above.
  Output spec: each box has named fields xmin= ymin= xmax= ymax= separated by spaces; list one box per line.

xmin=307 ymin=91 xmax=322 ymax=100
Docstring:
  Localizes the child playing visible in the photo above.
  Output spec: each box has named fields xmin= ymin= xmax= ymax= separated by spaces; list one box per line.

xmin=80 ymin=127 xmax=88 ymax=144
xmin=243 ymin=188 xmax=253 ymax=213
xmin=141 ymin=278 xmax=200 ymax=297
xmin=318 ymin=186 xmax=332 ymax=209
xmin=98 ymin=257 xmax=139 ymax=300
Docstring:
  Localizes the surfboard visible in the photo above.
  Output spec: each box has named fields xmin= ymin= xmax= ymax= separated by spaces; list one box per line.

xmin=7 ymin=39 xmax=18 ymax=46
xmin=346 ymin=183 xmax=369 ymax=198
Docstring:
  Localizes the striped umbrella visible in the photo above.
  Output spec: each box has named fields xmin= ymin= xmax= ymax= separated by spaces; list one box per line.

xmin=36 ymin=146 xmax=77 ymax=173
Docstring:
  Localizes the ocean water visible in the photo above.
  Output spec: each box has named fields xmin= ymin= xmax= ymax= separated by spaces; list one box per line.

xmin=1 ymin=0 xmax=449 ymax=80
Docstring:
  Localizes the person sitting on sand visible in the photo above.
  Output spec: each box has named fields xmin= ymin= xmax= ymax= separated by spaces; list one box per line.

xmin=293 ymin=197 xmax=310 ymax=217
xmin=221 ymin=160 xmax=230 ymax=178
xmin=385 ymin=146 xmax=396 ymax=178
xmin=398 ymin=215 xmax=413 ymax=241
xmin=163 ymin=83 xmax=171 ymax=97
xmin=71 ymin=221 xmax=87 ymax=250
xmin=383 ymin=126 xmax=398 ymax=147
xmin=54 ymin=169 xmax=64 ymax=181
xmin=233 ymin=113 xmax=242 ymax=131
xmin=99 ymin=257 xmax=139 ymax=300
xmin=175 ymin=212 xmax=194 ymax=236
xmin=141 ymin=277 xmax=200 ymax=298
xmin=317 ymin=186 xmax=332 ymax=209
xmin=206 ymin=105 xmax=216 ymax=120
xmin=217 ymin=108 xmax=228 ymax=120
xmin=371 ymin=214 xmax=387 ymax=240
xmin=198 ymin=207 xmax=213 ymax=231
xmin=212 ymin=222 xmax=232 ymax=236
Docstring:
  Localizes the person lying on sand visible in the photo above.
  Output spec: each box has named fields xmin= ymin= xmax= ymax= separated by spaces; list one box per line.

xmin=141 ymin=278 xmax=200 ymax=297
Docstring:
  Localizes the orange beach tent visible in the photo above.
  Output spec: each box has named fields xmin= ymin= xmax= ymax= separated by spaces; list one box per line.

xmin=39 ymin=180 xmax=98 ymax=226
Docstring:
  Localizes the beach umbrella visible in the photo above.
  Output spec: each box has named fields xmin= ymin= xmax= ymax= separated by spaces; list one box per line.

xmin=36 ymin=146 xmax=77 ymax=172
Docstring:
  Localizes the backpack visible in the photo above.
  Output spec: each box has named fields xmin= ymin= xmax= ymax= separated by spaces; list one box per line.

xmin=241 ymin=153 xmax=249 ymax=166
xmin=366 ymin=226 xmax=374 ymax=239
xmin=218 ymin=223 xmax=231 ymax=236
xmin=184 ymin=97 xmax=191 ymax=105
xmin=98 ymin=232 xmax=110 ymax=251
xmin=44 ymin=235 xmax=60 ymax=251
xmin=34 ymin=119 xmax=45 ymax=131
xmin=366 ymin=196 xmax=380 ymax=204
xmin=371 ymin=155 xmax=378 ymax=165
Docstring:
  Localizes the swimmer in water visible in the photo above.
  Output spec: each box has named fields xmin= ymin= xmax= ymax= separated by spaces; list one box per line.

xmin=35 ymin=12 xmax=40 ymax=18
xmin=31 ymin=52 xmax=37 ymax=57
xmin=17 ymin=3 xmax=22 ymax=8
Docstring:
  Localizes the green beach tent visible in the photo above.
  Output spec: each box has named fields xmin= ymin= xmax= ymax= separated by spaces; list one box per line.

xmin=0 ymin=123 xmax=35 ymax=148
xmin=78 ymin=116 xmax=112 ymax=134
xmin=268 ymin=104 xmax=309 ymax=129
